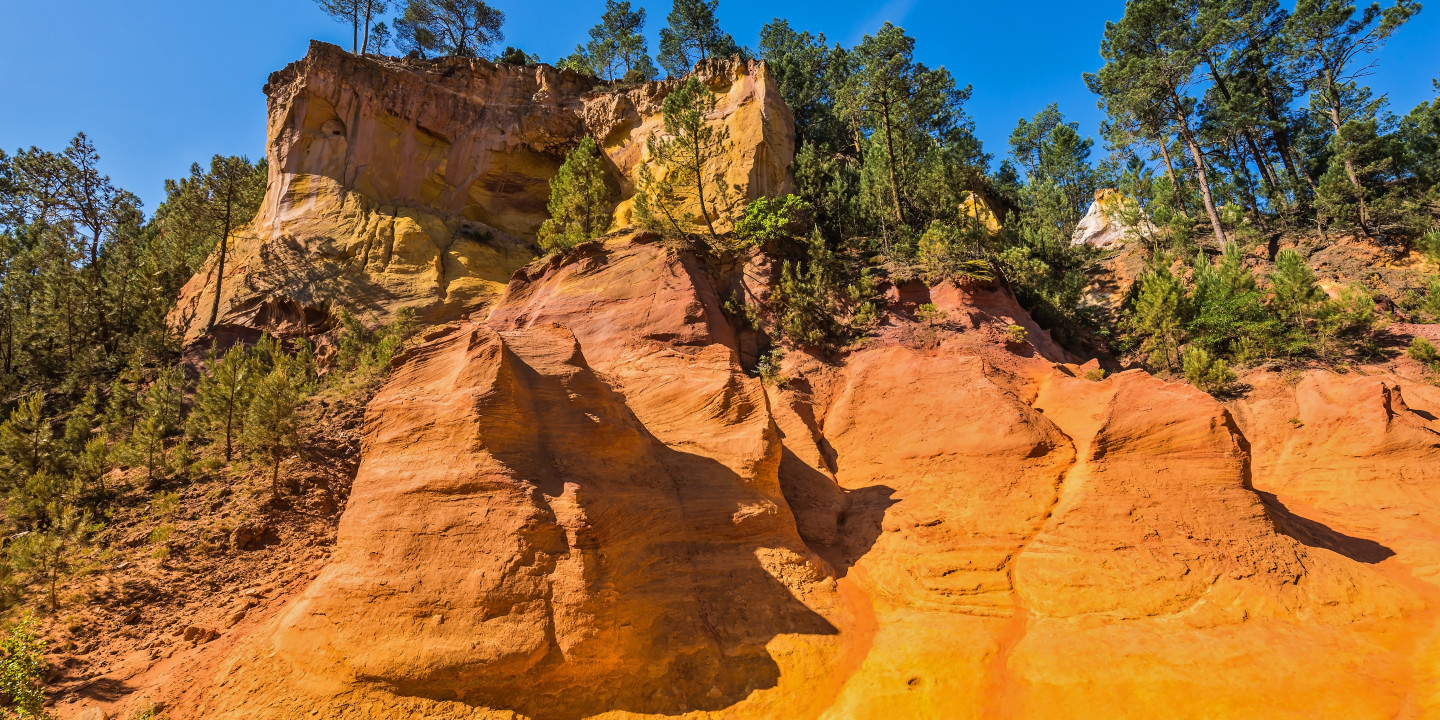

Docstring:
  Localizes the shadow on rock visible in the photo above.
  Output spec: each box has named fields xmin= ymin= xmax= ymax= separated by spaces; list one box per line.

xmin=1259 ymin=490 xmax=1395 ymax=564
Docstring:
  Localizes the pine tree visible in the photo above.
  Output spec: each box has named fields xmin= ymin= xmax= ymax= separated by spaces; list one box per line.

xmin=0 ymin=394 xmax=53 ymax=481
xmin=314 ymin=0 xmax=364 ymax=53
xmin=190 ymin=342 xmax=259 ymax=462
xmin=395 ymin=0 xmax=505 ymax=59
xmin=581 ymin=1 xmax=656 ymax=83
xmin=657 ymin=0 xmax=739 ymax=77
xmin=1269 ymin=249 xmax=1326 ymax=325
xmin=1284 ymin=0 xmax=1419 ymax=233
xmin=836 ymin=23 xmax=979 ymax=240
xmin=244 ymin=364 xmax=306 ymax=495
xmin=9 ymin=503 xmax=97 ymax=611
xmin=1088 ymin=0 xmax=1231 ymax=248
xmin=634 ymin=77 xmax=734 ymax=242
xmin=538 ymin=138 xmax=612 ymax=254
xmin=201 ymin=156 xmax=268 ymax=334
xmin=1132 ymin=267 xmax=1188 ymax=371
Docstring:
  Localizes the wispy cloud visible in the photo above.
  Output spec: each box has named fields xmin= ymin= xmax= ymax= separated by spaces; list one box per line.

xmin=851 ymin=0 xmax=920 ymax=42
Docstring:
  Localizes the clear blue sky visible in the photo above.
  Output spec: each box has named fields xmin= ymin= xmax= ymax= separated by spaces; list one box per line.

xmin=2 ymin=0 xmax=1436 ymax=212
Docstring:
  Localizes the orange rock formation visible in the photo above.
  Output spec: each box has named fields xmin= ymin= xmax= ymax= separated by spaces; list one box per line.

xmin=139 ymin=46 xmax=1440 ymax=720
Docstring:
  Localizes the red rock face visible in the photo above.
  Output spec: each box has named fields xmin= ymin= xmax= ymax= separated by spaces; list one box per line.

xmin=181 ymin=236 xmax=1440 ymax=720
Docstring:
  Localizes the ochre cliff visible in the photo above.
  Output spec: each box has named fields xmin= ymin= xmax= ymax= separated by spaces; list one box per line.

xmin=169 ymin=42 xmax=793 ymax=343
xmin=131 ymin=46 xmax=1440 ymax=720
xmin=135 ymin=232 xmax=1440 ymax=720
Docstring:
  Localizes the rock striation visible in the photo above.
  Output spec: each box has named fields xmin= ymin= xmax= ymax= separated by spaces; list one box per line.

xmin=169 ymin=42 xmax=793 ymax=343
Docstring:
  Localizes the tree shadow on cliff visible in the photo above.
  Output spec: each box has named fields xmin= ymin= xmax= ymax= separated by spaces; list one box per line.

xmin=1258 ymin=490 xmax=1395 ymax=564
xmin=386 ymin=326 xmax=865 ymax=720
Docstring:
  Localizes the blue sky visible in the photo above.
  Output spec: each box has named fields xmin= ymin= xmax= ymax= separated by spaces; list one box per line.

xmin=2 ymin=0 xmax=1436 ymax=212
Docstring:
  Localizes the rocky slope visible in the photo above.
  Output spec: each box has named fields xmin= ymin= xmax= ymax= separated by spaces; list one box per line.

xmin=76 ymin=46 xmax=1440 ymax=720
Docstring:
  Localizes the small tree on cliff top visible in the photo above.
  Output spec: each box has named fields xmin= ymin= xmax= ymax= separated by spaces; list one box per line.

xmin=538 ymin=137 xmax=612 ymax=255
xmin=395 ymin=0 xmax=505 ymax=59
xmin=634 ymin=77 xmax=735 ymax=244
xmin=658 ymin=0 xmax=740 ymax=77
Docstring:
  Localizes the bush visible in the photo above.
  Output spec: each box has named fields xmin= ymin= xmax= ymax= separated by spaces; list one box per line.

xmin=1004 ymin=325 xmax=1029 ymax=345
xmin=1415 ymin=229 xmax=1440 ymax=264
xmin=1183 ymin=346 xmax=1237 ymax=394
xmin=0 ymin=615 xmax=46 ymax=718
xmin=734 ymin=195 xmax=813 ymax=249
xmin=1410 ymin=337 xmax=1440 ymax=372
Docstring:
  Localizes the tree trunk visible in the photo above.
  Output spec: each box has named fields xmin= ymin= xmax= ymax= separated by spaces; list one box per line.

xmin=1229 ymin=137 xmax=1262 ymax=220
xmin=1156 ymin=137 xmax=1190 ymax=219
xmin=1174 ymin=107 xmax=1228 ymax=249
xmin=206 ymin=189 xmax=235 ymax=334
xmin=880 ymin=97 xmax=904 ymax=227
xmin=694 ymin=135 xmax=720 ymax=241
xmin=362 ymin=0 xmax=373 ymax=54
xmin=1323 ymin=76 xmax=1372 ymax=235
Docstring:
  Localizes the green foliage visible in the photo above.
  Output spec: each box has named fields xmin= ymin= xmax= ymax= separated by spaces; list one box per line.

xmin=1409 ymin=337 xmax=1440 ymax=372
xmin=538 ymin=137 xmax=612 ymax=254
xmin=1397 ymin=90 xmax=1440 ymax=188
xmin=1416 ymin=229 xmax=1440 ymax=264
xmin=733 ymin=195 xmax=814 ymax=249
xmin=635 ymin=77 xmax=735 ymax=243
xmin=395 ymin=0 xmax=505 ymax=58
xmin=191 ymin=343 xmax=260 ymax=462
xmin=332 ymin=308 xmax=417 ymax=383
xmin=0 ymin=615 xmax=46 ymax=718
xmin=1269 ymin=249 xmax=1326 ymax=325
xmin=1009 ymin=104 xmax=1104 ymax=230
xmin=917 ymin=221 xmax=993 ymax=284
xmin=312 ymin=1 xmax=392 ymax=54
xmin=570 ymin=1 xmax=655 ymax=82
xmin=1188 ymin=245 xmax=1276 ymax=358
xmin=1131 ymin=266 xmax=1187 ymax=371
xmin=836 ymin=23 xmax=984 ymax=243
xmin=755 ymin=348 xmax=788 ymax=387
xmin=1125 ymin=248 xmax=1385 ymax=373
xmin=773 ymin=233 xmax=878 ymax=350
xmin=657 ymin=0 xmax=740 ymax=77
xmin=494 ymin=46 xmax=538 ymax=66
xmin=10 ymin=504 xmax=98 ymax=611
xmin=244 ymin=363 xmax=306 ymax=495
xmin=1183 ymin=346 xmax=1238 ymax=394
xmin=916 ymin=303 xmax=947 ymax=324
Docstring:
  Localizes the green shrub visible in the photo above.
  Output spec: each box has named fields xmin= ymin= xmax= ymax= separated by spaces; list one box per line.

xmin=734 ymin=195 xmax=813 ymax=249
xmin=755 ymin=349 xmax=789 ymax=388
xmin=1183 ymin=346 xmax=1237 ymax=394
xmin=1410 ymin=337 xmax=1440 ymax=371
xmin=1415 ymin=229 xmax=1440 ymax=264
xmin=0 ymin=615 xmax=46 ymax=718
